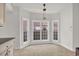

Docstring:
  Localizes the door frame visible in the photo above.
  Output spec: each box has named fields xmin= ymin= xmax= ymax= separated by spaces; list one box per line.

xmin=31 ymin=20 xmax=50 ymax=44
xmin=20 ymin=17 xmax=30 ymax=48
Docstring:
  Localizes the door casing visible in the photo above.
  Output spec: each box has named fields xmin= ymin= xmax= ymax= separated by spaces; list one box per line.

xmin=31 ymin=20 xmax=50 ymax=44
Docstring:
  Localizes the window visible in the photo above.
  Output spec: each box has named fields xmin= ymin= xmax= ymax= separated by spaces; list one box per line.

xmin=23 ymin=20 xmax=27 ymax=42
xmin=32 ymin=21 xmax=49 ymax=41
xmin=42 ymin=22 xmax=48 ymax=40
xmin=53 ymin=22 xmax=58 ymax=40
xmin=33 ymin=22 xmax=40 ymax=40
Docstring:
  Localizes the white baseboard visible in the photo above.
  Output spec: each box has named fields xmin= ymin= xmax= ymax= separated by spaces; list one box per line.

xmin=59 ymin=43 xmax=75 ymax=52
xmin=30 ymin=41 xmax=51 ymax=45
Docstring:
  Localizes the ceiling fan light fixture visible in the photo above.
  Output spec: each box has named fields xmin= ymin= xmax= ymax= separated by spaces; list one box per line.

xmin=42 ymin=3 xmax=47 ymax=20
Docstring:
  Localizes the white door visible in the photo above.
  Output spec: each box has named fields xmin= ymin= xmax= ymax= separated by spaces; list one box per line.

xmin=20 ymin=17 xmax=30 ymax=48
xmin=31 ymin=20 xmax=50 ymax=44
xmin=52 ymin=20 xmax=60 ymax=44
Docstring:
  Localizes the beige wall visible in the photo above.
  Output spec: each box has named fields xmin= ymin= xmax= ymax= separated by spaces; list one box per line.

xmin=0 ymin=3 xmax=5 ymax=26
xmin=60 ymin=4 xmax=73 ymax=51
xmin=73 ymin=3 xmax=79 ymax=50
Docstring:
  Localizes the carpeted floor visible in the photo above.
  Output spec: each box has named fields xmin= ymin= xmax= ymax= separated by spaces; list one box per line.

xmin=14 ymin=44 xmax=75 ymax=56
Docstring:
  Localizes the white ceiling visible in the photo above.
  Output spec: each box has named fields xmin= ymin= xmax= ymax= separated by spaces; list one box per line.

xmin=13 ymin=3 xmax=72 ymax=14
